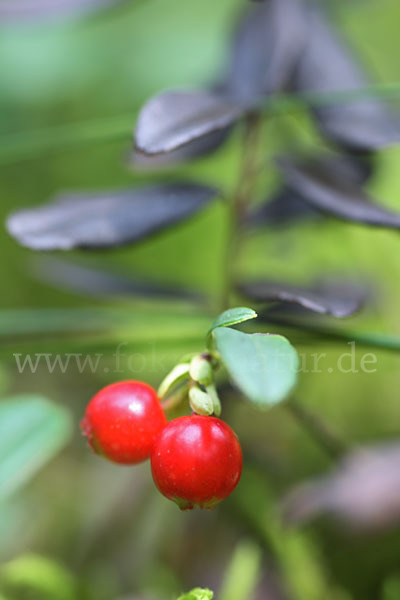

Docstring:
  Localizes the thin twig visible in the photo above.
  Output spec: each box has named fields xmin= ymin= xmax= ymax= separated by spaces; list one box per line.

xmin=220 ymin=112 xmax=263 ymax=311
xmin=264 ymin=314 xmax=400 ymax=354
xmin=287 ymin=397 xmax=349 ymax=459
xmin=0 ymin=113 xmax=133 ymax=166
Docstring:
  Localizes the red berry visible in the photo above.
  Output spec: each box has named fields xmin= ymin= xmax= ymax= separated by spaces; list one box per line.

xmin=81 ymin=380 xmax=167 ymax=465
xmin=151 ymin=415 xmax=242 ymax=510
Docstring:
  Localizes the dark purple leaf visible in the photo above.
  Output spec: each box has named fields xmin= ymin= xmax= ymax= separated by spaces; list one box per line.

xmin=277 ymin=155 xmax=400 ymax=229
xmin=248 ymin=153 xmax=373 ymax=228
xmin=31 ymin=256 xmax=204 ymax=302
xmin=130 ymin=129 xmax=232 ymax=169
xmin=294 ymin=7 xmax=400 ymax=151
xmin=134 ymin=90 xmax=243 ymax=155
xmin=310 ymin=153 xmax=375 ymax=187
xmin=6 ymin=183 xmax=218 ymax=250
xmin=283 ymin=443 xmax=400 ymax=531
xmin=0 ymin=0 xmax=123 ymax=21
xmin=221 ymin=0 xmax=308 ymax=105
xmin=247 ymin=187 xmax=321 ymax=228
xmin=238 ymin=279 xmax=365 ymax=318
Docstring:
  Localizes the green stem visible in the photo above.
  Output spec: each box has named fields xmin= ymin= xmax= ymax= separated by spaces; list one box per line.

xmin=268 ymin=81 xmax=400 ymax=115
xmin=0 ymin=113 xmax=133 ymax=165
xmin=287 ymin=397 xmax=349 ymax=459
xmin=265 ymin=314 xmax=400 ymax=353
xmin=220 ymin=112 xmax=262 ymax=311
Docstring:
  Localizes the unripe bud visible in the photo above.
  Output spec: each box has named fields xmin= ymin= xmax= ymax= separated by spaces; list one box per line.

xmin=189 ymin=355 xmax=213 ymax=386
xmin=189 ymin=386 xmax=214 ymax=416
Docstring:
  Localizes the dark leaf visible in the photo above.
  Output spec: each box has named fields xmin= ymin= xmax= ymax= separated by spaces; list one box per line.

xmin=239 ymin=278 xmax=366 ymax=318
xmin=248 ymin=153 xmax=373 ymax=228
xmin=221 ymin=0 xmax=308 ymax=105
xmin=302 ymin=153 xmax=375 ymax=187
xmin=277 ymin=155 xmax=400 ymax=229
xmin=134 ymin=90 xmax=243 ymax=155
xmin=247 ymin=187 xmax=321 ymax=228
xmin=0 ymin=0 xmax=123 ymax=21
xmin=31 ymin=256 xmax=204 ymax=302
xmin=283 ymin=443 xmax=400 ymax=531
xmin=294 ymin=7 xmax=400 ymax=151
xmin=129 ymin=128 xmax=232 ymax=169
xmin=6 ymin=183 xmax=218 ymax=250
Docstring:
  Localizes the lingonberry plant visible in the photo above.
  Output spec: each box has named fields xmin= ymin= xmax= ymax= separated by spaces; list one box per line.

xmin=81 ymin=306 xmax=297 ymax=508
xmin=4 ymin=0 xmax=400 ymax=596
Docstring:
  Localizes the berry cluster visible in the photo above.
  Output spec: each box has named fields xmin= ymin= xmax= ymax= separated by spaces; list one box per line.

xmin=81 ymin=368 xmax=242 ymax=510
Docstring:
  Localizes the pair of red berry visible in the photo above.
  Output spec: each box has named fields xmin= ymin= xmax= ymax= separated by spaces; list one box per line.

xmin=81 ymin=380 xmax=242 ymax=510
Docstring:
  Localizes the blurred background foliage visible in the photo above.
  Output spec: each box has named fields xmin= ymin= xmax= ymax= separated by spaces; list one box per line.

xmin=2 ymin=0 xmax=400 ymax=598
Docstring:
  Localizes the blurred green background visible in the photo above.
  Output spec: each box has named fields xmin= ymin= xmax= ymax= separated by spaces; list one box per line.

xmin=2 ymin=0 xmax=400 ymax=598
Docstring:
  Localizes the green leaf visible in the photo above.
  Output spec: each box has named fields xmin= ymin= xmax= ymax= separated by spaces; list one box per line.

xmin=1 ymin=554 xmax=76 ymax=600
xmin=214 ymin=328 xmax=298 ymax=407
xmin=177 ymin=589 xmax=214 ymax=600
xmin=219 ymin=541 xmax=262 ymax=600
xmin=208 ymin=307 xmax=257 ymax=336
xmin=0 ymin=306 xmax=211 ymax=337
xmin=0 ymin=396 xmax=73 ymax=501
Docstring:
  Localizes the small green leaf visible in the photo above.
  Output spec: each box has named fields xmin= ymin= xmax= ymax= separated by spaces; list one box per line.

xmin=214 ymin=328 xmax=298 ymax=407
xmin=1 ymin=554 xmax=76 ymax=600
xmin=208 ymin=307 xmax=257 ymax=337
xmin=177 ymin=588 xmax=214 ymax=600
xmin=0 ymin=396 xmax=73 ymax=501
xmin=219 ymin=541 xmax=262 ymax=600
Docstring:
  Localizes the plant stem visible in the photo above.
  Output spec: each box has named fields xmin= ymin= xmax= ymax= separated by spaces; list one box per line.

xmin=264 ymin=314 xmax=400 ymax=354
xmin=220 ymin=112 xmax=262 ymax=311
xmin=287 ymin=397 xmax=349 ymax=459
xmin=233 ymin=112 xmax=263 ymax=224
